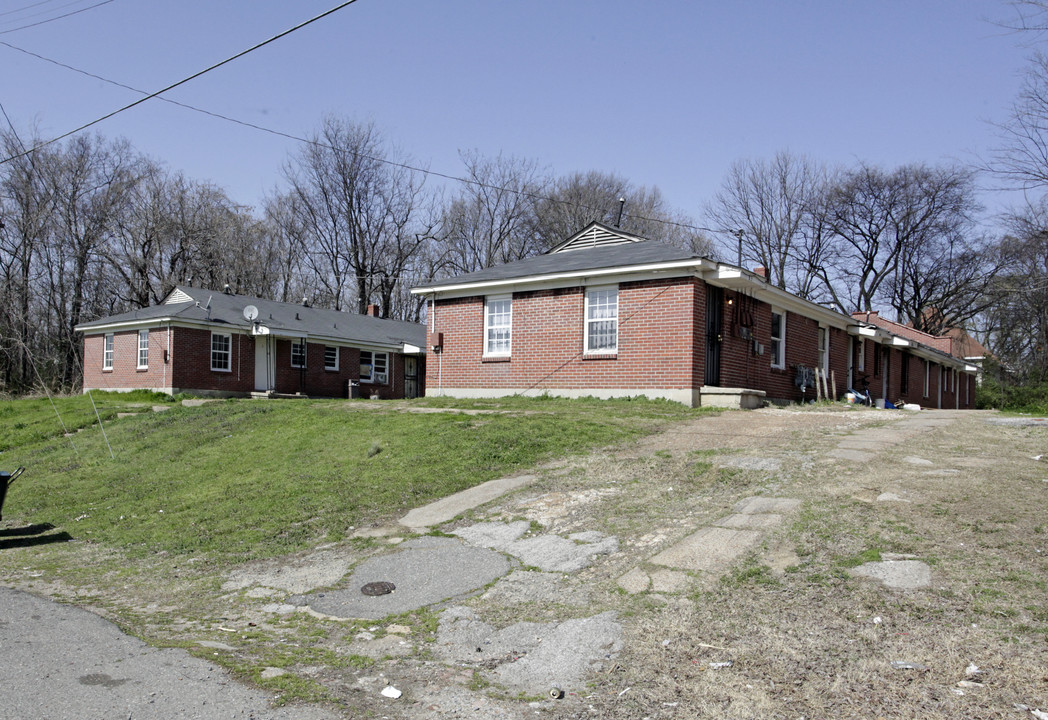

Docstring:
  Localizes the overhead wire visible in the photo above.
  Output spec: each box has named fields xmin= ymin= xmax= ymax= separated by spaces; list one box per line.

xmin=0 ymin=37 xmax=729 ymax=238
xmin=0 ymin=0 xmax=361 ymax=163
xmin=0 ymin=0 xmax=114 ymax=35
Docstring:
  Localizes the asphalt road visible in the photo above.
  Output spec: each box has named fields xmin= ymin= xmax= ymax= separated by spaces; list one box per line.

xmin=0 ymin=587 xmax=343 ymax=720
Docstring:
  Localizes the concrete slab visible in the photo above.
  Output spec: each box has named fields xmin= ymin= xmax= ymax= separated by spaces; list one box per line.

xmin=295 ymin=536 xmax=510 ymax=620
xmin=902 ymin=456 xmax=934 ymax=466
xmin=399 ymin=474 xmax=538 ymax=530
xmin=617 ymin=567 xmax=651 ymax=594
xmin=650 ymin=569 xmax=689 ymax=593
xmin=716 ymin=513 xmax=784 ymax=529
xmin=851 ymin=560 xmax=932 ymax=590
xmin=650 ymin=526 xmax=762 ymax=573
xmin=828 ymin=448 xmax=874 ymax=462
xmin=454 ymin=521 xmax=618 ymax=573
xmin=435 ymin=607 xmax=622 ymax=694
xmin=733 ymin=497 xmax=801 ymax=514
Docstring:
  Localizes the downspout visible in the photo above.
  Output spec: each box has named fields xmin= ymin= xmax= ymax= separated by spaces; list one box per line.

xmin=165 ymin=323 xmax=172 ymax=393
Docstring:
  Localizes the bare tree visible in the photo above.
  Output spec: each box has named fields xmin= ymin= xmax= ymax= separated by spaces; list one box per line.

xmin=530 ymin=170 xmax=711 ymax=255
xmin=706 ymin=151 xmax=827 ymax=288
xmin=989 ymin=52 xmax=1048 ymax=190
xmin=280 ymin=117 xmax=431 ymax=316
xmin=440 ymin=151 xmax=549 ymax=273
xmin=817 ymin=163 xmax=976 ymax=315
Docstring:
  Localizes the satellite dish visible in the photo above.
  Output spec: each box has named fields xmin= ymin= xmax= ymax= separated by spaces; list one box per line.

xmin=243 ymin=305 xmax=259 ymax=321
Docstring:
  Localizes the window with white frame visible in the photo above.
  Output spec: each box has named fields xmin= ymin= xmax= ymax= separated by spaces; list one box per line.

xmin=585 ymin=286 xmax=618 ymax=353
xmin=360 ymin=350 xmax=388 ymax=384
xmin=817 ymin=326 xmax=829 ymax=373
xmin=770 ymin=309 xmax=785 ymax=369
xmin=103 ymin=334 xmax=113 ymax=370
xmin=923 ymin=360 xmax=930 ymax=397
xmin=857 ymin=338 xmax=865 ymax=371
xmin=291 ymin=339 xmax=307 ymax=368
xmin=211 ymin=332 xmax=232 ymax=371
xmin=484 ymin=295 xmax=512 ymax=357
xmin=324 ymin=346 xmax=339 ymax=371
xmin=137 ymin=329 xmax=149 ymax=368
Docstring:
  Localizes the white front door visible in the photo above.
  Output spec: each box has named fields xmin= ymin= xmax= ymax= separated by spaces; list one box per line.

xmin=254 ymin=336 xmax=274 ymax=392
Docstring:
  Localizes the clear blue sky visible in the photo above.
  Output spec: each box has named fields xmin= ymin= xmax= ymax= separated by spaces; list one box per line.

xmin=0 ymin=0 xmax=1034 ymax=232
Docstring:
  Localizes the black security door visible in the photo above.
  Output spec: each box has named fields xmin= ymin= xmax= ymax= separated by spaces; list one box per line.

xmin=705 ymin=285 xmax=723 ymax=386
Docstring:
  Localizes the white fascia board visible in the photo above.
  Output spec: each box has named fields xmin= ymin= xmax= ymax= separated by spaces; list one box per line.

xmin=402 ymin=343 xmax=423 ymax=354
xmin=709 ymin=267 xmax=851 ymax=329
xmin=410 ymin=258 xmax=714 ymax=298
xmin=850 ymin=325 xmax=880 ymax=338
xmin=76 ymin=317 xmax=233 ymax=334
xmin=891 ymin=336 xmax=912 ymax=347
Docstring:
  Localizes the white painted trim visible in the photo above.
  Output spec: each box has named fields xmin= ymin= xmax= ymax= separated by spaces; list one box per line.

xmin=410 ymin=258 xmax=714 ymax=297
xmin=483 ymin=294 xmax=513 ymax=358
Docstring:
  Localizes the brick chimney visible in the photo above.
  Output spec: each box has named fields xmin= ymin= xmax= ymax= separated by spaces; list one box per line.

xmin=366 ymin=304 xmax=380 ymax=317
xmin=753 ymin=266 xmax=768 ymax=280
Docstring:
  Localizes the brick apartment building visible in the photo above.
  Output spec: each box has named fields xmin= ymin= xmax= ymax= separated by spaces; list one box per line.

xmin=410 ymin=222 xmax=977 ymax=409
xmin=77 ymin=287 xmax=426 ymax=399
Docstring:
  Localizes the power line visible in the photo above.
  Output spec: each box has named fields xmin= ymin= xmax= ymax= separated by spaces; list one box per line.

xmin=0 ymin=0 xmax=361 ymax=163
xmin=0 ymin=0 xmax=114 ymax=35
xmin=0 ymin=36 xmax=729 ymax=241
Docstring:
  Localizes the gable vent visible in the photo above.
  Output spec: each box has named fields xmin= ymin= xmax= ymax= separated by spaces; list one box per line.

xmin=165 ymin=289 xmax=193 ymax=304
xmin=553 ymin=224 xmax=639 ymax=253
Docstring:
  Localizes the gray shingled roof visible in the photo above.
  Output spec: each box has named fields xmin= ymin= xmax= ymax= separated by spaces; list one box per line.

xmin=76 ymin=287 xmax=426 ymax=350
xmin=414 ymin=241 xmax=704 ymax=290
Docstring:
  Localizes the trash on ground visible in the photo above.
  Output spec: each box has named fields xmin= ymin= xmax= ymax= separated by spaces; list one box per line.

xmin=548 ymin=686 xmax=564 ymax=699
xmin=708 ymin=661 xmax=733 ymax=669
xmin=890 ymin=661 xmax=929 ymax=671
xmin=381 ymin=686 xmax=402 ymax=699
xmin=965 ymin=663 xmax=981 ymax=677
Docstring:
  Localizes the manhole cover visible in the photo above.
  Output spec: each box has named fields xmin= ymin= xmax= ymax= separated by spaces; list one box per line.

xmin=361 ymin=581 xmax=396 ymax=596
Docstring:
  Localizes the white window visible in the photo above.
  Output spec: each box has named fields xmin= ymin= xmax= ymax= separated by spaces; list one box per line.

xmin=211 ymin=332 xmax=232 ymax=371
xmin=291 ymin=340 xmax=307 ymax=368
xmin=770 ymin=309 xmax=785 ymax=369
xmin=360 ymin=350 xmax=388 ymax=384
xmin=325 ymin=346 xmax=339 ymax=371
xmin=817 ymin=326 xmax=829 ymax=373
xmin=585 ymin=286 xmax=618 ymax=353
xmin=137 ymin=329 xmax=149 ymax=369
xmin=923 ymin=360 xmax=930 ymax=397
xmin=484 ymin=295 xmax=512 ymax=357
xmin=103 ymin=334 xmax=113 ymax=370
xmin=857 ymin=338 xmax=865 ymax=371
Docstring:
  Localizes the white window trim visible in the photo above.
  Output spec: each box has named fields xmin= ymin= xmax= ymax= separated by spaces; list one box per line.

xmin=770 ymin=308 xmax=786 ymax=370
xmin=324 ymin=345 xmax=339 ymax=371
xmin=584 ymin=284 xmax=619 ymax=354
xmin=857 ymin=338 xmax=865 ymax=372
xmin=483 ymin=295 xmax=512 ymax=357
xmin=103 ymin=333 xmax=113 ymax=370
xmin=211 ymin=332 xmax=232 ymax=372
xmin=817 ymin=325 xmax=829 ymax=374
xmin=291 ymin=339 xmax=307 ymax=369
xmin=923 ymin=360 xmax=931 ymax=397
xmin=360 ymin=350 xmax=389 ymax=384
xmin=137 ymin=329 xmax=149 ymax=369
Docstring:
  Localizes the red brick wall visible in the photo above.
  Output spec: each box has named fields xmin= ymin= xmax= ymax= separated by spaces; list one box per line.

xmin=84 ymin=326 xmax=422 ymax=399
xmin=427 ymin=278 xmax=700 ymax=394
xmin=424 ymin=278 xmax=976 ymax=408
xmin=171 ymin=327 xmax=255 ymax=394
xmin=83 ymin=327 xmax=173 ymax=392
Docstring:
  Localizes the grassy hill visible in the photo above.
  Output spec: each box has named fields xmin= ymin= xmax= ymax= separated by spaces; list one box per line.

xmin=2 ymin=393 xmax=700 ymax=562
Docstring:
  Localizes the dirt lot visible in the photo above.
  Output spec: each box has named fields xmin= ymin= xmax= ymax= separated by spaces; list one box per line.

xmin=3 ymin=406 xmax=1047 ymax=719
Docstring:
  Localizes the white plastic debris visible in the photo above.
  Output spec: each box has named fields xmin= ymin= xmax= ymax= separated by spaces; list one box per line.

xmin=965 ymin=663 xmax=981 ymax=677
xmin=873 ymin=616 xmax=882 ymax=624
xmin=1031 ymin=710 xmax=1048 ymax=720
xmin=708 ymin=662 xmax=733 ymax=669
xmin=381 ymin=686 xmax=402 ymax=699
xmin=890 ymin=661 xmax=929 ymax=671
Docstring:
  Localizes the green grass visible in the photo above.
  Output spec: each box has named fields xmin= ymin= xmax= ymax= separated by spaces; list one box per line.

xmin=3 ymin=395 xmax=699 ymax=562
xmin=0 ymin=390 xmax=177 ymax=451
